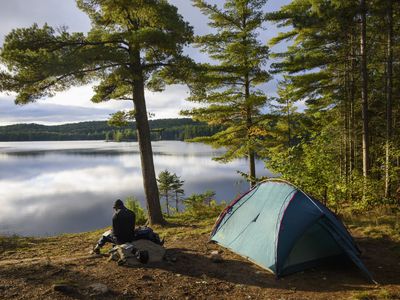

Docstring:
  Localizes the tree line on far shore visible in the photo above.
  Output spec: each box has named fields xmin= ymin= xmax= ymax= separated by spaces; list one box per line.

xmin=0 ymin=118 xmax=222 ymax=142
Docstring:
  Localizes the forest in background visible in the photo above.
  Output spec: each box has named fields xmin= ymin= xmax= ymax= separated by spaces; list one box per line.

xmin=0 ymin=118 xmax=222 ymax=142
xmin=260 ymin=0 xmax=400 ymax=210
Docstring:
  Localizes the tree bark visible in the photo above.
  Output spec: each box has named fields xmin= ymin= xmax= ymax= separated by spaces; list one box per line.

xmin=245 ymin=76 xmax=256 ymax=188
xmin=360 ymin=0 xmax=370 ymax=179
xmin=385 ymin=0 xmax=393 ymax=198
xmin=175 ymin=192 xmax=179 ymax=213
xmin=349 ymin=32 xmax=356 ymax=177
xmin=131 ymin=50 xmax=164 ymax=225
xmin=287 ymin=98 xmax=291 ymax=147
xmin=165 ymin=193 xmax=170 ymax=216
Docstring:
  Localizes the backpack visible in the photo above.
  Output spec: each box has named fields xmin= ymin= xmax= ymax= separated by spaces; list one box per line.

xmin=109 ymin=239 xmax=165 ymax=267
xmin=133 ymin=226 xmax=164 ymax=246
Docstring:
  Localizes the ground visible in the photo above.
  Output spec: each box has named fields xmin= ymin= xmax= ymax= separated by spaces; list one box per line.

xmin=0 ymin=214 xmax=399 ymax=300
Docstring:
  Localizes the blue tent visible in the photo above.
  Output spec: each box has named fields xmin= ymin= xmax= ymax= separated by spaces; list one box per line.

xmin=210 ymin=179 xmax=375 ymax=283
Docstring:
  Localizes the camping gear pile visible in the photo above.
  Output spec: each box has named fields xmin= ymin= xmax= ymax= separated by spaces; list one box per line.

xmin=210 ymin=179 xmax=376 ymax=283
xmin=109 ymin=227 xmax=165 ymax=267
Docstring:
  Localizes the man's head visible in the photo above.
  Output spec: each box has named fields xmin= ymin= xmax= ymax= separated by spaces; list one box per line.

xmin=113 ymin=199 xmax=124 ymax=210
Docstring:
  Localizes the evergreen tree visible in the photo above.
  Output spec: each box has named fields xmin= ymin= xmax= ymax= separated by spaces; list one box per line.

xmin=183 ymin=0 xmax=270 ymax=187
xmin=267 ymin=0 xmax=400 ymax=207
xmin=157 ymin=170 xmax=176 ymax=216
xmin=171 ymin=174 xmax=185 ymax=212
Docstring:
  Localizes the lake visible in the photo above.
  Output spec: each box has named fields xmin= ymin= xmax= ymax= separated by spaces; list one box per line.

xmin=0 ymin=141 xmax=272 ymax=236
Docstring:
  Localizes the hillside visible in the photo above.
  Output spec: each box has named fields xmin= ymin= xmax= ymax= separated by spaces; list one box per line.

xmin=0 ymin=118 xmax=222 ymax=142
xmin=0 ymin=214 xmax=399 ymax=300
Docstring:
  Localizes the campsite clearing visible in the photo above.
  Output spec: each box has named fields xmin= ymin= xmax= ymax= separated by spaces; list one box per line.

xmin=0 ymin=216 xmax=399 ymax=300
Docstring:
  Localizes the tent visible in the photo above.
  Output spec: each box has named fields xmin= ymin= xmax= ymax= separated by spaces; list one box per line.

xmin=210 ymin=179 xmax=375 ymax=283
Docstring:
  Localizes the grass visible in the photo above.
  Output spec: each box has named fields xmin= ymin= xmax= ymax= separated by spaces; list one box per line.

xmin=0 ymin=235 xmax=41 ymax=253
xmin=351 ymin=288 xmax=398 ymax=300
xmin=52 ymin=279 xmax=79 ymax=287
xmin=343 ymin=208 xmax=400 ymax=242
xmin=151 ymin=215 xmax=215 ymax=240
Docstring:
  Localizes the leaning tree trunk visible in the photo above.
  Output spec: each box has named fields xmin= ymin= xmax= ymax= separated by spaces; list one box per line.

xmin=360 ymin=0 xmax=370 ymax=180
xmin=131 ymin=51 xmax=164 ymax=225
xmin=385 ymin=0 xmax=393 ymax=198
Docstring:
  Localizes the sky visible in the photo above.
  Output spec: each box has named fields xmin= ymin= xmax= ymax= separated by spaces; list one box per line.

xmin=0 ymin=0 xmax=291 ymax=125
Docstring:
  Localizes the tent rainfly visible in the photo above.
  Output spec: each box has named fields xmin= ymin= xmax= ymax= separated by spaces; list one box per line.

xmin=210 ymin=180 xmax=376 ymax=283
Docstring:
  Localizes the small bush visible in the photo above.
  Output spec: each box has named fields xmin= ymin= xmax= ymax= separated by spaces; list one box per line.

xmin=0 ymin=234 xmax=34 ymax=253
xmin=181 ymin=190 xmax=226 ymax=220
xmin=125 ymin=197 xmax=147 ymax=225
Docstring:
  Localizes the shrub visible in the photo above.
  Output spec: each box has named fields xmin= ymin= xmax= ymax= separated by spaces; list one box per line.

xmin=125 ymin=197 xmax=147 ymax=225
xmin=181 ymin=190 xmax=226 ymax=220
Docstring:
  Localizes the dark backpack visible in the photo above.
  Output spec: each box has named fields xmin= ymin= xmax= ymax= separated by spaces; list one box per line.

xmin=133 ymin=226 xmax=164 ymax=246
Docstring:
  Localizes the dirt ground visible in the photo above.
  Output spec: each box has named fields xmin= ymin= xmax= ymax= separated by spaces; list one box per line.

xmin=0 ymin=218 xmax=399 ymax=300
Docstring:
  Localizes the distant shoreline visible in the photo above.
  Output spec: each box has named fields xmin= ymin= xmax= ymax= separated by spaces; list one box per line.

xmin=0 ymin=118 xmax=222 ymax=142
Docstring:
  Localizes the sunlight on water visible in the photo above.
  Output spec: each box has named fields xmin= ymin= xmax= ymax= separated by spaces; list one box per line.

xmin=0 ymin=141 xmax=272 ymax=236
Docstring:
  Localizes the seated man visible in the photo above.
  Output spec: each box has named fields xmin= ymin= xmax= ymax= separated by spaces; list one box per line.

xmin=92 ymin=199 xmax=136 ymax=254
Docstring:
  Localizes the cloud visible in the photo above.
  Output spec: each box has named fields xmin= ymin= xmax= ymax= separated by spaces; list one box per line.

xmin=0 ymin=0 xmax=90 ymax=45
xmin=0 ymin=94 xmax=121 ymax=125
xmin=0 ymin=83 xmax=196 ymax=125
xmin=145 ymin=85 xmax=199 ymax=119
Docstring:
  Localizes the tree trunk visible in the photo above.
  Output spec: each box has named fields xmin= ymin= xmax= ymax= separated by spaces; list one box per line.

xmin=385 ymin=0 xmax=393 ymax=198
xmin=165 ymin=193 xmax=170 ymax=216
xmin=175 ymin=192 xmax=179 ymax=213
xmin=245 ymin=77 xmax=256 ymax=188
xmin=131 ymin=51 xmax=164 ymax=225
xmin=360 ymin=0 xmax=370 ymax=180
xmin=249 ymin=150 xmax=256 ymax=187
xmin=349 ymin=32 xmax=356 ymax=177
xmin=287 ymin=98 xmax=291 ymax=147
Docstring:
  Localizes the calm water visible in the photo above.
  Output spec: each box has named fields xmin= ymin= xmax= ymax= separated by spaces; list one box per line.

xmin=0 ymin=141 xmax=271 ymax=236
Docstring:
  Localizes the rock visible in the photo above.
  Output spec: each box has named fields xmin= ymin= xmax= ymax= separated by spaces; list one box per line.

xmin=87 ymin=283 xmax=109 ymax=295
xmin=122 ymin=289 xmax=129 ymax=296
xmin=210 ymin=251 xmax=223 ymax=263
xmin=52 ymin=284 xmax=75 ymax=294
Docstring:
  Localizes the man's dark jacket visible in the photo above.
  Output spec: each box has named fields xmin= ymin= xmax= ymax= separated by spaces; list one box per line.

xmin=112 ymin=207 xmax=136 ymax=244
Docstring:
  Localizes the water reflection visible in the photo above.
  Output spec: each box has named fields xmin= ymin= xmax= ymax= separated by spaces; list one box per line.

xmin=0 ymin=141 xmax=271 ymax=236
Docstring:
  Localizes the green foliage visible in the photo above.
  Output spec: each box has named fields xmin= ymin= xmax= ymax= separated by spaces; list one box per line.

xmin=157 ymin=170 xmax=175 ymax=216
xmin=267 ymin=128 xmax=340 ymax=206
xmin=183 ymin=0 xmax=271 ymax=183
xmin=108 ymin=110 xmax=135 ymax=128
xmin=171 ymin=173 xmax=185 ymax=212
xmin=157 ymin=170 xmax=185 ymax=215
xmin=124 ymin=197 xmax=147 ymax=225
xmin=0 ymin=0 xmax=193 ymax=103
xmin=264 ymin=0 xmax=400 ymax=210
xmin=182 ymin=190 xmax=225 ymax=219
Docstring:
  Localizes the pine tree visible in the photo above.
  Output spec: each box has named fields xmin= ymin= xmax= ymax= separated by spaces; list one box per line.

xmin=267 ymin=0 xmax=400 ymax=206
xmin=171 ymin=174 xmax=185 ymax=213
xmin=182 ymin=0 xmax=270 ymax=187
xmin=157 ymin=170 xmax=175 ymax=216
